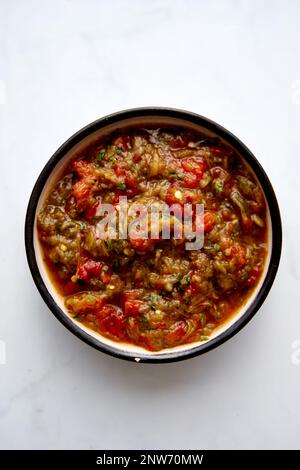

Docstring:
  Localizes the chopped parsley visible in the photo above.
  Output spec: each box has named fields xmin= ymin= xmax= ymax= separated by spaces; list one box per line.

xmin=214 ymin=180 xmax=224 ymax=193
xmin=179 ymin=277 xmax=190 ymax=290
xmin=117 ymin=183 xmax=126 ymax=190
xmin=231 ymin=231 xmax=239 ymax=240
xmin=140 ymin=316 xmax=149 ymax=327
xmin=96 ymin=150 xmax=105 ymax=164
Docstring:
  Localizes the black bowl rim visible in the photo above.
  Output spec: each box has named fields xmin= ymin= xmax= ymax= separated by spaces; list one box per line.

xmin=25 ymin=107 xmax=282 ymax=363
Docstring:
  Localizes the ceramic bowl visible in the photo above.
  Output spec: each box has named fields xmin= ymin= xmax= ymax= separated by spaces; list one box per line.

xmin=25 ymin=108 xmax=282 ymax=363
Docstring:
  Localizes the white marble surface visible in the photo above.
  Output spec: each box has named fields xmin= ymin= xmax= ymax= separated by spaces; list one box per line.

xmin=0 ymin=0 xmax=299 ymax=450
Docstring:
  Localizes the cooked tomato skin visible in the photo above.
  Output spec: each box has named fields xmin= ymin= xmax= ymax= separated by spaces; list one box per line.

xmin=129 ymin=238 xmax=156 ymax=252
xmin=203 ymin=211 xmax=216 ymax=233
xmin=85 ymin=200 xmax=99 ymax=223
xmin=165 ymin=321 xmax=186 ymax=343
xmin=246 ymin=266 xmax=262 ymax=286
xmin=229 ymin=243 xmax=247 ymax=269
xmin=72 ymin=161 xmax=97 ymax=207
xmin=210 ymin=146 xmax=233 ymax=157
xmin=63 ymin=280 xmax=81 ymax=296
xmin=171 ymin=135 xmax=188 ymax=148
xmin=182 ymin=172 xmax=200 ymax=189
xmin=171 ymin=156 xmax=208 ymax=189
xmin=76 ymin=257 xmax=111 ymax=284
xmin=165 ymin=184 xmax=201 ymax=205
xmin=122 ymin=290 xmax=143 ymax=302
xmin=114 ymin=166 xmax=126 ymax=177
xmin=72 ymin=160 xmax=92 ymax=178
xmin=124 ymin=300 xmax=144 ymax=315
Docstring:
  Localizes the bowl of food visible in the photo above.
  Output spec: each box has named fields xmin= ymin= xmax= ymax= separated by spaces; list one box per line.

xmin=25 ymin=107 xmax=282 ymax=363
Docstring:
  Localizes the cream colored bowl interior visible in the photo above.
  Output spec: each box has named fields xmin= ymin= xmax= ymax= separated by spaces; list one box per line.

xmin=34 ymin=115 xmax=272 ymax=360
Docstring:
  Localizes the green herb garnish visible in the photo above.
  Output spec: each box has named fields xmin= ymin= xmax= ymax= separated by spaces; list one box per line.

xmin=147 ymin=259 xmax=155 ymax=267
xmin=179 ymin=276 xmax=190 ymax=291
xmin=116 ymin=146 xmax=123 ymax=154
xmin=117 ymin=183 xmax=126 ymax=190
xmin=214 ymin=180 xmax=224 ymax=193
xmin=96 ymin=150 xmax=105 ymax=163
xmin=140 ymin=316 xmax=149 ymax=327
